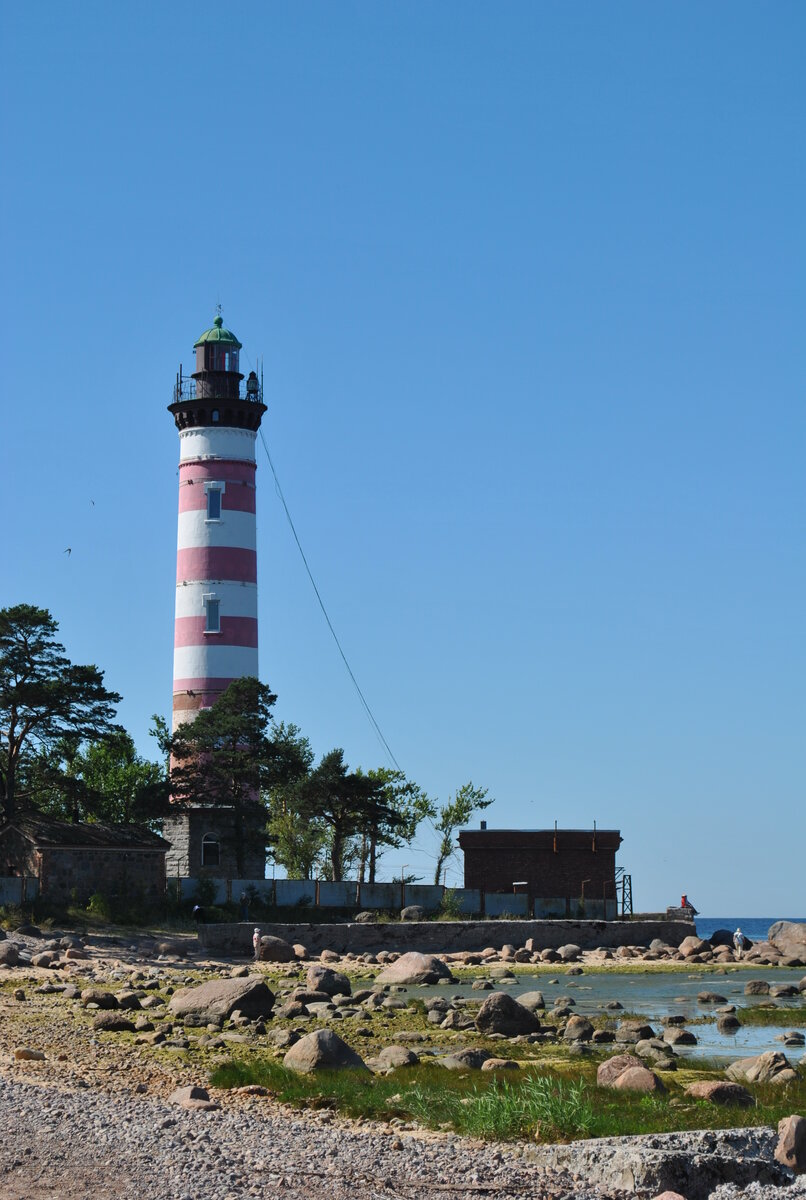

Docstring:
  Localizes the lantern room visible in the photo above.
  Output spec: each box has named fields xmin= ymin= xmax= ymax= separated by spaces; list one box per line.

xmin=191 ymin=314 xmax=243 ymax=401
xmin=169 ymin=311 xmax=266 ymax=432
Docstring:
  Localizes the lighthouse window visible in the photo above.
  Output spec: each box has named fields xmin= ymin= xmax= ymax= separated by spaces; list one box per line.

xmin=206 ymin=488 xmax=221 ymax=520
xmin=204 ymin=597 xmax=220 ymax=633
xmin=201 ymin=834 xmax=221 ymax=868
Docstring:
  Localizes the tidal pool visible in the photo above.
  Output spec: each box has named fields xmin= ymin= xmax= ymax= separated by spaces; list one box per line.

xmin=401 ymin=967 xmax=805 ymax=1063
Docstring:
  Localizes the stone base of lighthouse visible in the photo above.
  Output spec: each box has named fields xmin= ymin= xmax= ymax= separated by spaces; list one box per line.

xmin=163 ymin=808 xmax=266 ymax=881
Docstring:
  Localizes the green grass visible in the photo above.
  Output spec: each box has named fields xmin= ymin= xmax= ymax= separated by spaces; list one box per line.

xmin=209 ymin=1054 xmax=806 ymax=1143
xmin=737 ymin=1003 xmax=806 ymax=1028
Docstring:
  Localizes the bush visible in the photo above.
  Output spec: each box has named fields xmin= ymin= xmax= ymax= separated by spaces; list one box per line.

xmin=436 ymin=888 xmax=464 ymax=920
xmin=192 ymin=876 xmax=218 ymax=908
xmin=86 ymin=892 xmax=112 ymax=918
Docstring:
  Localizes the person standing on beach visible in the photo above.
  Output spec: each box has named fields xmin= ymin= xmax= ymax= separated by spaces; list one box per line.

xmin=253 ymin=927 xmax=261 ymax=962
xmin=733 ymin=927 xmax=744 ymax=957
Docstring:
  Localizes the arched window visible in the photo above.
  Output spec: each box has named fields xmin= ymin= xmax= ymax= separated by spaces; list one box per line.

xmin=201 ymin=834 xmax=220 ymax=868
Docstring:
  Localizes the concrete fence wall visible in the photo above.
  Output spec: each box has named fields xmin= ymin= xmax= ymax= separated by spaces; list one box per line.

xmin=173 ymin=878 xmax=618 ymax=920
xmin=0 ymin=876 xmax=39 ymax=905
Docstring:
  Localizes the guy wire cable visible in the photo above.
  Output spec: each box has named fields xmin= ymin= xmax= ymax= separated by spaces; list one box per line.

xmin=257 ymin=426 xmax=401 ymax=772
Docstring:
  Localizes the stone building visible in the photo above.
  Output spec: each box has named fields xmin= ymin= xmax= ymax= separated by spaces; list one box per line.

xmin=0 ymin=816 xmax=169 ymax=904
xmin=458 ymin=825 xmax=622 ymax=917
xmin=162 ymin=808 xmax=264 ymax=881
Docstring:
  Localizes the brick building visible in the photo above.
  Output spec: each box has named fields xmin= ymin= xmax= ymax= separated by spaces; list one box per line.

xmin=0 ymin=816 xmax=169 ymax=905
xmin=458 ymin=826 xmax=622 ymax=918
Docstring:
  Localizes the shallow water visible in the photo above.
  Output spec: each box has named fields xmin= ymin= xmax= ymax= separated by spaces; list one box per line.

xmin=403 ymin=967 xmax=806 ymax=1063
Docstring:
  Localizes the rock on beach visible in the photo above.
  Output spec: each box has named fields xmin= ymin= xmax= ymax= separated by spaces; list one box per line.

xmin=169 ymin=976 xmax=275 ymax=1021
xmin=283 ymin=1029 xmax=369 ymax=1073
xmin=374 ymin=952 xmax=453 ymax=985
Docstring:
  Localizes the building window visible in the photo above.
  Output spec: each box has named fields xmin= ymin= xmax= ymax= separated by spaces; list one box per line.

xmin=204 ymin=596 xmax=220 ymax=633
xmin=201 ymin=834 xmax=220 ymax=867
xmin=206 ymin=487 xmax=221 ymax=520
xmin=211 ymin=409 xmax=219 ymax=423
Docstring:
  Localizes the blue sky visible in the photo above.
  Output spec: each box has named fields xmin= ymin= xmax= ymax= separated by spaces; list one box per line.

xmin=2 ymin=3 xmax=804 ymax=911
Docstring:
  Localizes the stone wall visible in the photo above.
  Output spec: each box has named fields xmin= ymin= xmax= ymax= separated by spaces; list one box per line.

xmin=39 ymin=848 xmax=166 ymax=904
xmin=196 ymin=916 xmax=696 ymax=957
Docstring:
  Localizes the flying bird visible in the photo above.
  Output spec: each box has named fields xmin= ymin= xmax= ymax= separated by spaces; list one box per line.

xmin=64 ymin=548 xmax=71 ymax=556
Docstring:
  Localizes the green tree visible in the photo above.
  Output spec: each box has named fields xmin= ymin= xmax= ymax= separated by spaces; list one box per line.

xmin=433 ymin=782 xmax=493 ymax=885
xmin=264 ymin=722 xmax=323 ymax=879
xmin=355 ymin=768 xmax=435 ymax=884
xmin=166 ymin=678 xmax=307 ymax=876
xmin=73 ymin=732 xmax=168 ymax=827
xmin=291 ymin=749 xmax=379 ymax=881
xmin=0 ymin=605 xmax=122 ymax=823
xmin=266 ymin=808 xmax=327 ymax=880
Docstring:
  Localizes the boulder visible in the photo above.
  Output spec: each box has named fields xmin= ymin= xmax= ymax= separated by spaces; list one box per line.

xmin=377 ymin=1045 xmax=419 ymax=1069
xmin=518 ymin=991 xmax=546 ymax=1011
xmin=481 ymin=1058 xmax=520 ymax=1071
xmin=15 ymin=924 xmax=42 ymax=938
xmin=169 ymin=976 xmax=275 ymax=1022
xmin=697 ymin=992 xmax=728 ymax=1005
xmin=663 ymin=1027 xmax=697 ymax=1046
xmin=597 ymin=1053 xmax=644 ymax=1088
xmin=438 ymin=1048 xmax=491 ymax=1070
xmin=557 ymin=944 xmax=581 ymax=962
xmin=375 ymin=952 xmax=453 ymax=986
xmin=775 ymin=1115 xmax=806 ymax=1174
xmin=258 ymin=935 xmax=294 ymax=963
xmin=115 ymin=991 xmax=142 ymax=1011
xmin=305 ymin=965 xmax=352 ymax=996
xmin=14 ymin=1048 xmax=45 ymax=1061
xmin=475 ymin=992 xmax=540 ymax=1037
xmin=613 ymin=1066 xmax=666 ymax=1094
xmin=30 ymin=952 xmax=56 ymax=968
xmin=354 ymin=911 xmax=377 ymax=923
xmin=563 ymin=1016 xmax=594 ymax=1042
xmin=81 ymin=989 xmax=118 ymax=1010
xmin=156 ymin=941 xmax=187 ymax=957
xmin=168 ymin=1085 xmax=220 ymax=1111
xmin=93 ymin=1013 xmax=137 ymax=1032
xmin=616 ymin=1020 xmax=656 ymax=1044
xmin=283 ymin=1029 xmax=368 ymax=1074
xmin=685 ymin=1081 xmax=754 ymax=1107
xmin=717 ymin=1015 xmax=741 ymax=1034
xmin=768 ymin=921 xmax=806 ymax=960
xmin=726 ymin=1051 xmax=794 ymax=1085
xmin=706 ymin=928 xmax=735 ymax=948
xmin=0 ymin=943 xmax=20 ymax=966
xmin=400 ymin=905 xmax=425 ymax=921
xmin=744 ymin=980 xmax=770 ymax=996
xmin=679 ymin=936 xmax=710 ymax=957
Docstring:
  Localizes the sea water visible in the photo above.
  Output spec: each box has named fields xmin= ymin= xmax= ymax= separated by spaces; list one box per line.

xmin=695 ymin=916 xmax=806 ymax=942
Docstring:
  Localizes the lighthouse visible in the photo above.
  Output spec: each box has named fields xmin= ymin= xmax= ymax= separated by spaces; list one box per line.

xmin=163 ymin=313 xmax=267 ymax=880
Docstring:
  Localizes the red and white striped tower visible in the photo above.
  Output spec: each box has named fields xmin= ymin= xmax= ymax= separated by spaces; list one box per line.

xmin=168 ymin=314 xmax=266 ymax=733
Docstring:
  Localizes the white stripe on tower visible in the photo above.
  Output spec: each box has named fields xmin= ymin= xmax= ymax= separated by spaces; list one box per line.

xmin=172 ymin=425 xmax=258 ymax=729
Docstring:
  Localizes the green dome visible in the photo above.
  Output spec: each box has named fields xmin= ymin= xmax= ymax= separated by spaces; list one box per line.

xmin=194 ymin=314 xmax=242 ymax=349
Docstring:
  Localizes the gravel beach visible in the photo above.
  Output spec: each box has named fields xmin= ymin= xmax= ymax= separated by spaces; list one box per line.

xmin=0 ymin=1073 xmax=623 ymax=1200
